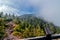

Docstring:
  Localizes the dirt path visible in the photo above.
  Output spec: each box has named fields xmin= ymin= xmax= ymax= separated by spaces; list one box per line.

xmin=3 ymin=28 xmax=19 ymax=40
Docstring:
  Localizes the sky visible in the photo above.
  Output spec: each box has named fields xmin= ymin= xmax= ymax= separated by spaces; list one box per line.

xmin=0 ymin=0 xmax=60 ymax=26
xmin=0 ymin=0 xmax=38 ymax=15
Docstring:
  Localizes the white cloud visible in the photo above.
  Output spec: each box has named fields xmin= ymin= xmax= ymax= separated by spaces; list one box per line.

xmin=28 ymin=0 xmax=60 ymax=26
xmin=0 ymin=5 xmax=20 ymax=16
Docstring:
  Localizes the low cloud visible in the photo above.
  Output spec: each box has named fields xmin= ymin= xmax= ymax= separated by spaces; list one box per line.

xmin=0 ymin=5 xmax=20 ymax=16
xmin=28 ymin=0 xmax=60 ymax=26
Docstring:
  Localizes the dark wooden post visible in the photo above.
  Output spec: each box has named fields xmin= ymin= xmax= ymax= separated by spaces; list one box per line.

xmin=45 ymin=34 xmax=52 ymax=40
xmin=44 ymin=27 xmax=52 ymax=40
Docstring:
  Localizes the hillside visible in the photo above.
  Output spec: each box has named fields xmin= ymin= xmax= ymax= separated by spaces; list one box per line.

xmin=0 ymin=12 xmax=60 ymax=40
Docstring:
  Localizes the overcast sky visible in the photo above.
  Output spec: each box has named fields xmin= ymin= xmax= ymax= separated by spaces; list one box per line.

xmin=0 ymin=0 xmax=60 ymax=26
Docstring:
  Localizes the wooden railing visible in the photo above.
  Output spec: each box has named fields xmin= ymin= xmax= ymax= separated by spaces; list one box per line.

xmin=21 ymin=27 xmax=60 ymax=40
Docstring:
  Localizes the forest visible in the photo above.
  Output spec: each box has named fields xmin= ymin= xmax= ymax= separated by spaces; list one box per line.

xmin=0 ymin=12 xmax=60 ymax=39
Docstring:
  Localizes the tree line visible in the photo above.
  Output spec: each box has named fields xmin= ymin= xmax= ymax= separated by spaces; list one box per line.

xmin=0 ymin=12 xmax=60 ymax=39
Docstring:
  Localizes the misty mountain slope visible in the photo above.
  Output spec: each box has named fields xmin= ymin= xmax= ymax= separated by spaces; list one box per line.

xmin=19 ymin=14 xmax=50 ymax=25
xmin=19 ymin=14 xmax=58 ymax=34
xmin=19 ymin=14 xmax=44 ymax=26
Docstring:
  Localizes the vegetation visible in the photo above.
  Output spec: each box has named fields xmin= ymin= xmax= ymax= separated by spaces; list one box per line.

xmin=0 ymin=12 xmax=60 ymax=39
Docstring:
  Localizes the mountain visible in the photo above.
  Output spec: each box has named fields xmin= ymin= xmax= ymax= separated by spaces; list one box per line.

xmin=19 ymin=14 xmax=57 ymax=33
xmin=0 ymin=13 xmax=60 ymax=39
xmin=19 ymin=14 xmax=49 ymax=25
